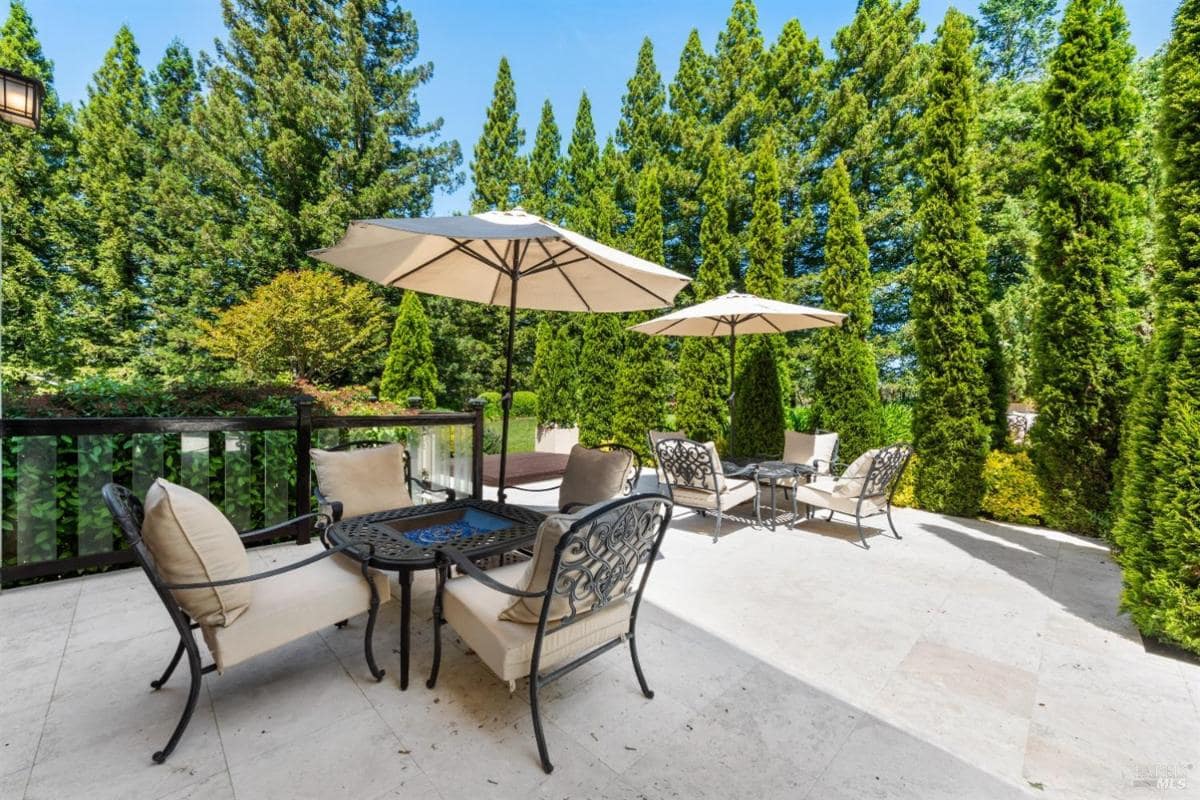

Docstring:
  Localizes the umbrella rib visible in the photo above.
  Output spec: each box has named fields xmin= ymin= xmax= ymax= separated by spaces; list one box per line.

xmin=522 ymin=240 xmax=574 ymax=273
xmin=523 ymin=254 xmax=591 ymax=276
xmin=387 ymin=241 xmax=472 ymax=285
xmin=480 ymin=239 xmax=514 ymax=276
xmin=532 ymin=239 xmax=591 ymax=311
xmin=593 ymin=258 xmax=674 ymax=306
xmin=445 ymin=237 xmax=508 ymax=272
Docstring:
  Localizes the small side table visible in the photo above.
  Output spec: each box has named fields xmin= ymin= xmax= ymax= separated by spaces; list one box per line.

xmin=757 ymin=461 xmax=817 ymax=528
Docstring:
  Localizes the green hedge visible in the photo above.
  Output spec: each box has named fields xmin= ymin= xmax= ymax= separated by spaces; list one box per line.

xmin=892 ymin=448 xmax=1043 ymax=527
xmin=479 ymin=390 xmax=538 ymax=421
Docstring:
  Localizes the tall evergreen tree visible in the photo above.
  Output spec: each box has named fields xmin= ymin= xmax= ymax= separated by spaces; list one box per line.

xmin=0 ymin=0 xmax=76 ymax=379
xmin=978 ymin=0 xmax=1059 ymax=81
xmin=471 ymin=56 xmax=524 ymax=212
xmin=731 ymin=337 xmax=785 ymax=457
xmin=524 ymin=99 xmax=562 ymax=220
xmin=617 ymin=37 xmax=668 ymax=175
xmin=563 ymin=92 xmax=598 ymax=233
xmin=577 ymin=314 xmax=625 ymax=446
xmin=1112 ymin=0 xmax=1200 ymax=654
xmin=66 ymin=25 xmax=152 ymax=371
xmin=813 ymin=159 xmax=883 ymax=459
xmin=536 ymin=324 xmax=579 ymax=427
xmin=911 ymin=9 xmax=992 ymax=516
xmin=676 ymin=142 xmax=733 ymax=442
xmin=710 ymin=0 xmax=765 ymax=135
xmin=820 ymin=0 xmax=924 ymax=386
xmin=530 ymin=319 xmax=553 ymax=407
xmin=380 ymin=291 xmax=439 ymax=408
xmin=1031 ymin=0 xmax=1139 ymax=535
xmin=612 ymin=166 xmax=671 ymax=459
xmin=663 ymin=29 xmax=714 ymax=275
xmin=744 ymin=130 xmax=784 ymax=300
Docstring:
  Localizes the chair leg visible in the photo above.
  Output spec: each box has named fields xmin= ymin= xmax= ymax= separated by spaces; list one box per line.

xmin=427 ymin=564 xmax=447 ymax=689
xmin=887 ymin=504 xmax=902 ymax=539
xmin=629 ymin=632 xmax=654 ymax=699
xmin=151 ymin=638 xmax=186 ymax=690
xmin=152 ymin=642 xmax=203 ymax=764
xmin=529 ymin=676 xmax=554 ymax=774
xmin=713 ymin=508 xmax=722 ymax=543
xmin=359 ymin=561 xmax=385 ymax=682
xmin=827 ymin=509 xmax=835 ymax=522
xmin=856 ymin=516 xmax=870 ymax=550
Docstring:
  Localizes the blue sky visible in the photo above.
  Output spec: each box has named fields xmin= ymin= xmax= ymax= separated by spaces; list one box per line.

xmin=23 ymin=0 xmax=1179 ymax=215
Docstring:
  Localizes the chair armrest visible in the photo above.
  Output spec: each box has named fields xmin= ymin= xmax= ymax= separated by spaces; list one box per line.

xmin=161 ymin=542 xmax=370 ymax=590
xmin=313 ymin=486 xmax=344 ymax=523
xmin=435 ymin=546 xmax=545 ymax=598
xmin=237 ymin=511 xmax=329 ymax=541
xmin=510 ymin=482 xmax=564 ymax=494
xmin=409 ymin=477 xmax=456 ymax=502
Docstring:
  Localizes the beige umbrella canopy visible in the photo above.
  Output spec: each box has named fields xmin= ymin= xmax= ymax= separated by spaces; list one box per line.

xmin=309 ymin=208 xmax=691 ymax=501
xmin=629 ymin=291 xmax=846 ymax=453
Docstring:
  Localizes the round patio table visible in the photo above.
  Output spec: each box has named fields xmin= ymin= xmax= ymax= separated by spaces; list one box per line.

xmin=721 ymin=459 xmax=815 ymax=530
xmin=324 ymin=499 xmax=545 ymax=689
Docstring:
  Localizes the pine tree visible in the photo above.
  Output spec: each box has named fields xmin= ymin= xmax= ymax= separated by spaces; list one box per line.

xmin=1032 ymin=0 xmax=1139 ymax=535
xmin=0 ymin=0 xmax=76 ymax=379
xmin=471 ymin=56 xmax=524 ymax=212
xmin=820 ymin=0 xmax=924 ymax=383
xmin=663 ymin=29 xmax=714 ymax=275
xmin=617 ymin=38 xmax=668 ymax=175
xmin=66 ymin=25 xmax=152 ymax=371
xmin=524 ymin=99 xmax=562 ymax=220
xmin=978 ymin=0 xmax=1059 ymax=81
xmin=380 ymin=292 xmax=439 ymax=408
xmin=813 ymin=159 xmax=883 ymax=460
xmin=711 ymin=0 xmax=765 ymax=133
xmin=1111 ymin=0 xmax=1200 ymax=652
xmin=612 ymin=166 xmax=671 ymax=460
xmin=911 ymin=9 xmax=992 ymax=516
xmin=676 ymin=141 xmax=733 ymax=443
xmin=563 ymin=92 xmax=599 ymax=234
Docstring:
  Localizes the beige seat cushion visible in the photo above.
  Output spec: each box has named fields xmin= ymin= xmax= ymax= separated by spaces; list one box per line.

xmin=142 ymin=478 xmax=251 ymax=627
xmin=445 ymin=562 xmax=633 ymax=682
xmin=671 ymin=477 xmax=757 ymax=511
xmin=558 ymin=445 xmax=633 ymax=511
xmin=499 ymin=513 xmax=582 ymax=623
xmin=312 ymin=444 xmax=412 ymax=518
xmin=202 ymin=553 xmax=390 ymax=672
xmin=833 ymin=449 xmax=879 ymax=497
xmin=793 ymin=482 xmax=883 ymax=517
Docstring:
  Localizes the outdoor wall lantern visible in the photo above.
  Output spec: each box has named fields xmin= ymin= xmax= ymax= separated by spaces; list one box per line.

xmin=0 ymin=68 xmax=44 ymax=130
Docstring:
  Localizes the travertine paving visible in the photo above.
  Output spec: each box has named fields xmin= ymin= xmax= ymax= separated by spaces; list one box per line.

xmin=2 ymin=476 xmax=1197 ymax=800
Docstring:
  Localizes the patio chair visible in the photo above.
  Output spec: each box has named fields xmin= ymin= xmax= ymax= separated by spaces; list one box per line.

xmin=654 ymin=436 xmax=760 ymax=543
xmin=312 ymin=440 xmax=455 ymax=522
xmin=426 ymin=493 xmax=673 ymax=774
xmin=790 ymin=443 xmax=913 ymax=549
xmin=511 ymin=443 xmax=640 ymax=512
xmin=646 ymin=430 xmax=684 ymax=486
xmin=102 ymin=480 xmax=390 ymax=764
xmin=783 ymin=429 xmax=840 ymax=477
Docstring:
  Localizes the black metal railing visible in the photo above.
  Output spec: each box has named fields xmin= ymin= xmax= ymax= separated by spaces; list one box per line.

xmin=0 ymin=396 xmax=486 ymax=585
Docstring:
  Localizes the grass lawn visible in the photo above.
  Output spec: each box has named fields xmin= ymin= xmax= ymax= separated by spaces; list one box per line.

xmin=484 ymin=415 xmax=536 ymax=454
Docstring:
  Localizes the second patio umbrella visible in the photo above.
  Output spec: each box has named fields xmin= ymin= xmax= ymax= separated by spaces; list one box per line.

xmin=629 ymin=291 xmax=846 ymax=454
xmin=309 ymin=208 xmax=691 ymax=502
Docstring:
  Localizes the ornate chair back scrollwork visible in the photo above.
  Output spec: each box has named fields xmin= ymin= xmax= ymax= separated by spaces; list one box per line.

xmin=655 ymin=437 xmax=722 ymax=492
xmin=860 ymin=444 xmax=913 ymax=501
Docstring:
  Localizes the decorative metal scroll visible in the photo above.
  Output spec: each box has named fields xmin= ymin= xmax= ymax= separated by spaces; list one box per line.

xmin=550 ymin=497 xmax=669 ymax=627
xmin=861 ymin=444 xmax=913 ymax=499
xmin=655 ymin=438 xmax=721 ymax=492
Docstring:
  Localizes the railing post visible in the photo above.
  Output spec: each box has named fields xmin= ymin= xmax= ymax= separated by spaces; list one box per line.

xmin=468 ymin=398 xmax=485 ymax=500
xmin=293 ymin=395 xmax=315 ymax=544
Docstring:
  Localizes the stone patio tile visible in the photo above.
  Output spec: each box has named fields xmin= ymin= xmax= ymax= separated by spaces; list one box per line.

xmin=0 ymin=704 xmax=46 ymax=778
xmin=152 ymin=770 xmax=236 ymax=800
xmin=918 ymin=593 xmax=1048 ymax=673
xmin=0 ymin=767 xmax=29 ymax=800
xmin=227 ymin=709 xmax=413 ymax=800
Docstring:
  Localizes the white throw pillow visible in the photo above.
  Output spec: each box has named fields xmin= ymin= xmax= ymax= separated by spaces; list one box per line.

xmin=833 ymin=449 xmax=879 ymax=498
xmin=311 ymin=444 xmax=412 ymax=518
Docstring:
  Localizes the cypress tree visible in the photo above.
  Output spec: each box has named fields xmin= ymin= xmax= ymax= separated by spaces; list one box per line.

xmin=67 ymin=25 xmax=153 ymax=371
xmin=676 ymin=141 xmax=733 ymax=443
xmin=471 ymin=57 xmax=524 ymax=212
xmin=1112 ymin=0 xmax=1200 ymax=652
xmin=536 ymin=324 xmax=579 ymax=427
xmin=1031 ymin=0 xmax=1139 ymax=535
xmin=524 ymin=99 xmax=561 ymax=221
xmin=577 ymin=314 xmax=625 ymax=446
xmin=380 ymin=292 xmax=439 ymax=408
xmin=911 ymin=9 xmax=991 ymax=516
xmin=612 ymin=166 xmax=671 ymax=460
xmin=563 ymin=92 xmax=599 ymax=235
xmin=663 ymin=29 xmax=713 ymax=275
xmin=617 ymin=38 xmax=668 ymax=175
xmin=744 ymin=130 xmax=785 ymax=300
xmin=731 ymin=338 xmax=785 ymax=458
xmin=813 ymin=159 xmax=883 ymax=460
xmin=0 ymin=0 xmax=76 ymax=379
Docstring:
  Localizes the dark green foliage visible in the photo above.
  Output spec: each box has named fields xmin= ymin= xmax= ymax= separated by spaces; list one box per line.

xmin=978 ymin=0 xmax=1059 ymax=81
xmin=577 ymin=314 xmax=625 ymax=446
xmin=534 ymin=324 xmax=578 ymax=427
xmin=731 ymin=337 xmax=785 ymax=458
xmin=676 ymin=141 xmax=733 ymax=442
xmin=617 ymin=38 xmax=668 ymax=174
xmin=563 ymin=92 xmax=599 ymax=233
xmin=744 ymin=130 xmax=784 ymax=301
xmin=1113 ymin=0 xmax=1200 ymax=653
xmin=471 ymin=57 xmax=524 ymax=212
xmin=524 ymin=99 xmax=562 ymax=220
xmin=380 ymin=292 xmax=439 ymax=408
xmin=813 ymin=159 xmax=883 ymax=460
xmin=612 ymin=167 xmax=671 ymax=460
xmin=911 ymin=9 xmax=991 ymax=516
xmin=1031 ymin=0 xmax=1140 ymax=535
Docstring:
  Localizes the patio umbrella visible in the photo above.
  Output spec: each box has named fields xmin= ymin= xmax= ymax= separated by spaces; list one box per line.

xmin=309 ymin=208 xmax=691 ymax=502
xmin=629 ymin=291 xmax=846 ymax=454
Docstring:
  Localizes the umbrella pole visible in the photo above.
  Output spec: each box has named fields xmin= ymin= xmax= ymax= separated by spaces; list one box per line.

xmin=727 ymin=325 xmax=737 ymax=456
xmin=497 ymin=268 xmax=519 ymax=505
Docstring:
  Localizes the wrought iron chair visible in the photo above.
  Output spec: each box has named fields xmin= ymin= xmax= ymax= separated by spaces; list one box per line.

xmin=313 ymin=439 xmax=455 ymax=522
xmin=101 ymin=483 xmax=388 ymax=764
xmin=654 ymin=436 xmax=760 ymax=543
xmin=790 ymin=443 xmax=913 ymax=549
xmin=511 ymin=443 xmax=641 ymax=512
xmin=426 ymin=493 xmax=673 ymax=773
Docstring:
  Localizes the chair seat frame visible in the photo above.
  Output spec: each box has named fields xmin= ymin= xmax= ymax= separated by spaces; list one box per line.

xmin=101 ymin=484 xmax=387 ymax=765
xmin=800 ymin=443 xmax=913 ymax=549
